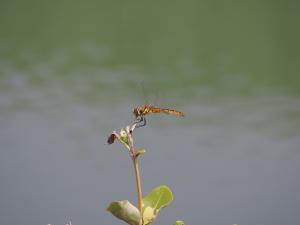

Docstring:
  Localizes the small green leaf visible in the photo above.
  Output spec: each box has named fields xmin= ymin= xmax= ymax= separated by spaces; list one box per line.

xmin=107 ymin=200 xmax=140 ymax=225
xmin=120 ymin=129 xmax=129 ymax=145
xmin=142 ymin=185 xmax=174 ymax=224
xmin=143 ymin=185 xmax=173 ymax=210
xmin=173 ymin=220 xmax=185 ymax=225
xmin=136 ymin=149 xmax=146 ymax=156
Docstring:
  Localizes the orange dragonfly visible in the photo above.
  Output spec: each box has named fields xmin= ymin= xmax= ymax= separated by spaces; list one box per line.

xmin=133 ymin=104 xmax=184 ymax=127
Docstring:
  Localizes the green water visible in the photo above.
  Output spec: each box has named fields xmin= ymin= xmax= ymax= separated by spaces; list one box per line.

xmin=1 ymin=0 xmax=299 ymax=98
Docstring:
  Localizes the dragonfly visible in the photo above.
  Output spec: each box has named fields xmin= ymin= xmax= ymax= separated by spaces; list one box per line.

xmin=133 ymin=104 xmax=184 ymax=127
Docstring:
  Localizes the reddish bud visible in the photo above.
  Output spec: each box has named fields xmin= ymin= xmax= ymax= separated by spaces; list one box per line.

xmin=107 ymin=133 xmax=116 ymax=144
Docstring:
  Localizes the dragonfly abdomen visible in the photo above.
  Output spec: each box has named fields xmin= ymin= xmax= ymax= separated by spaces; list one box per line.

xmin=147 ymin=106 xmax=184 ymax=117
xmin=160 ymin=108 xmax=184 ymax=117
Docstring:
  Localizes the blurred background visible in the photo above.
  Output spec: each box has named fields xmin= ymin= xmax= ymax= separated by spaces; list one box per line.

xmin=0 ymin=1 xmax=299 ymax=225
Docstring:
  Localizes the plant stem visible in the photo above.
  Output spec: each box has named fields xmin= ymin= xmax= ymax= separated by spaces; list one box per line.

xmin=132 ymin=156 xmax=143 ymax=215
xmin=126 ymin=124 xmax=143 ymax=224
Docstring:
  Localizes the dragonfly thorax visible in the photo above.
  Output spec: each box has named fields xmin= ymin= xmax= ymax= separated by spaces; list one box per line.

xmin=133 ymin=105 xmax=150 ymax=118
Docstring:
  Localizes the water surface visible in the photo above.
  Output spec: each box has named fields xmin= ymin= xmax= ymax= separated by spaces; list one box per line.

xmin=1 ymin=1 xmax=300 ymax=225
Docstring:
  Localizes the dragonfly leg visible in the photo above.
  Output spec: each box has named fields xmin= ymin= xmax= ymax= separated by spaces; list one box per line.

xmin=135 ymin=116 xmax=142 ymax=123
xmin=136 ymin=116 xmax=146 ymax=128
xmin=142 ymin=117 xmax=147 ymax=127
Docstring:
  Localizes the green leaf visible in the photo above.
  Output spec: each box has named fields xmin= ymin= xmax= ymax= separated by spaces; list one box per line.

xmin=120 ymin=129 xmax=129 ymax=146
xmin=136 ymin=149 xmax=146 ymax=156
xmin=107 ymin=200 xmax=141 ymax=225
xmin=142 ymin=185 xmax=174 ymax=225
xmin=173 ymin=220 xmax=185 ymax=225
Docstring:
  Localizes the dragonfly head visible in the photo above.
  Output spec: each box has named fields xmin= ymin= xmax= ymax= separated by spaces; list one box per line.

xmin=133 ymin=107 xmax=140 ymax=118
